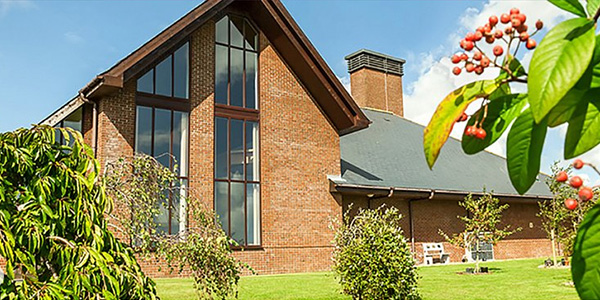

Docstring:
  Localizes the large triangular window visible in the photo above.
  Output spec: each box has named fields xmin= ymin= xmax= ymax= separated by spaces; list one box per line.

xmin=137 ymin=42 xmax=189 ymax=100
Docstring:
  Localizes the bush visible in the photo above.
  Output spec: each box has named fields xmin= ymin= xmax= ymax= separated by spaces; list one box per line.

xmin=332 ymin=205 xmax=420 ymax=300
xmin=0 ymin=126 xmax=157 ymax=299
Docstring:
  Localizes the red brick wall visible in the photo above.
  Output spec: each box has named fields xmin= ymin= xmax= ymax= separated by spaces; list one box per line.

xmin=350 ymin=68 xmax=404 ymax=116
xmin=92 ymin=19 xmax=342 ymax=277
xmin=341 ymin=194 xmax=553 ymax=264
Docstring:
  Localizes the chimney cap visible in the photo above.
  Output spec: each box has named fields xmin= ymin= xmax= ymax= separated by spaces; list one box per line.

xmin=345 ymin=49 xmax=405 ymax=76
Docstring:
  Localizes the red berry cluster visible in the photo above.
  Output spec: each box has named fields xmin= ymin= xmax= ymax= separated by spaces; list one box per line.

xmin=455 ymin=112 xmax=487 ymax=139
xmin=451 ymin=8 xmax=542 ymax=77
xmin=555 ymin=159 xmax=596 ymax=210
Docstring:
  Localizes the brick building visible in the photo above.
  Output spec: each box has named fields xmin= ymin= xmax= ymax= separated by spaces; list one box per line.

xmin=41 ymin=0 xmax=553 ymax=276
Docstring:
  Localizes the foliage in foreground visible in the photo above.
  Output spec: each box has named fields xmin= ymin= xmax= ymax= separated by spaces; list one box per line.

xmin=332 ymin=205 xmax=420 ymax=300
xmin=0 ymin=127 xmax=157 ymax=299
xmin=423 ymin=1 xmax=600 ymax=297
xmin=440 ymin=192 xmax=520 ymax=273
xmin=105 ymin=154 xmax=246 ymax=300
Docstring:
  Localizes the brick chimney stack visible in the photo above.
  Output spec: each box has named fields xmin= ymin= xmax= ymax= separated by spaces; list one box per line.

xmin=345 ymin=49 xmax=405 ymax=116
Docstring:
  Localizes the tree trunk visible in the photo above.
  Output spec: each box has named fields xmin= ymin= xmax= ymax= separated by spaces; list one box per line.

xmin=551 ymin=228 xmax=557 ymax=266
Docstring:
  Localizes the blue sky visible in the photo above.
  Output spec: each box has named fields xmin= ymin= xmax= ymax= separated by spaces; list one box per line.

xmin=0 ymin=0 xmax=596 ymax=182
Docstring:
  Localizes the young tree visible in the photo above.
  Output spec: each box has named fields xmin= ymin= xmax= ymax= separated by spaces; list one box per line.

xmin=332 ymin=205 xmax=420 ymax=300
xmin=422 ymin=1 xmax=600 ymax=297
xmin=0 ymin=126 xmax=157 ymax=299
xmin=439 ymin=192 xmax=521 ymax=273
xmin=104 ymin=154 xmax=247 ymax=300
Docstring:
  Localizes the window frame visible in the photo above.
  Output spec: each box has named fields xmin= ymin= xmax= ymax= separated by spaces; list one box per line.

xmin=464 ymin=232 xmax=495 ymax=262
xmin=134 ymin=105 xmax=190 ymax=236
xmin=136 ymin=40 xmax=191 ymax=107
xmin=54 ymin=106 xmax=84 ymax=144
xmin=214 ymin=14 xmax=262 ymax=249
xmin=214 ymin=14 xmax=259 ymax=110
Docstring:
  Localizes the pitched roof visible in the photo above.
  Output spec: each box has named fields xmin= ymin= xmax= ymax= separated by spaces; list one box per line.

xmin=42 ymin=0 xmax=369 ymax=135
xmin=336 ymin=109 xmax=552 ymax=199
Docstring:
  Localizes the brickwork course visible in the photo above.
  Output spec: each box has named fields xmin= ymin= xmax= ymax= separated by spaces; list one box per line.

xmin=41 ymin=0 xmax=555 ymax=277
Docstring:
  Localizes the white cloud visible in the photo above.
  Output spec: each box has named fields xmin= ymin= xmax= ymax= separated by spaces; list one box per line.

xmin=64 ymin=32 xmax=84 ymax=44
xmin=0 ymin=0 xmax=35 ymax=17
xmin=338 ymin=75 xmax=351 ymax=93
xmin=403 ymin=0 xmax=569 ymax=158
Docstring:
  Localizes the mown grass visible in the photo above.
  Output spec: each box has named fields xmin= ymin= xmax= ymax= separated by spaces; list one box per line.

xmin=155 ymin=258 xmax=577 ymax=300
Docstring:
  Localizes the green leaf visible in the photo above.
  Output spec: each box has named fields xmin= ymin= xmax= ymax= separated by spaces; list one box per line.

xmin=462 ymin=94 xmax=527 ymax=155
xmin=424 ymin=80 xmax=503 ymax=168
xmin=528 ymin=18 xmax=595 ymax=123
xmin=506 ymin=108 xmax=548 ymax=195
xmin=549 ymin=0 xmax=588 ymax=16
xmin=588 ymin=0 xmax=600 ymax=17
xmin=547 ymin=87 xmax=588 ymax=127
xmin=572 ymin=203 xmax=600 ymax=299
xmin=565 ymin=95 xmax=600 ymax=158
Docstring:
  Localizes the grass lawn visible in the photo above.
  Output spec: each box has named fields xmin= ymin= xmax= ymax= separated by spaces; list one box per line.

xmin=155 ymin=258 xmax=577 ymax=300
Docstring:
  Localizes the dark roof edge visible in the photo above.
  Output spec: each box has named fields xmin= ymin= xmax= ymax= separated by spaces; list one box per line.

xmin=331 ymin=181 xmax=553 ymax=201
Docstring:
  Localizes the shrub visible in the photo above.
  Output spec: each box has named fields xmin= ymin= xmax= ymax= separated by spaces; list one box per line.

xmin=104 ymin=154 xmax=247 ymax=300
xmin=332 ymin=205 xmax=420 ymax=300
xmin=0 ymin=126 xmax=157 ymax=299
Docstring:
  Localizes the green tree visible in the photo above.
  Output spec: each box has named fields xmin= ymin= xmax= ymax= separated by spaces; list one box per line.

xmin=332 ymin=205 xmax=420 ymax=300
xmin=0 ymin=126 xmax=157 ymax=299
xmin=423 ymin=2 xmax=600 ymax=297
xmin=440 ymin=192 xmax=521 ymax=273
xmin=104 ymin=154 xmax=247 ymax=300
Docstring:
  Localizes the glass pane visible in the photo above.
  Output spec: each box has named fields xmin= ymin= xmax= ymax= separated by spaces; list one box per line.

xmin=231 ymin=182 xmax=245 ymax=245
xmin=215 ymin=45 xmax=228 ymax=105
xmin=215 ymin=15 xmax=229 ymax=44
xmin=135 ymin=106 xmax=153 ymax=155
xmin=215 ymin=117 xmax=228 ymax=179
xmin=137 ymin=69 xmax=154 ymax=94
xmin=155 ymin=56 xmax=172 ymax=97
xmin=245 ymin=52 xmax=257 ymax=109
xmin=63 ymin=107 xmax=83 ymax=133
xmin=247 ymin=183 xmax=260 ymax=245
xmin=154 ymin=108 xmax=172 ymax=168
xmin=230 ymin=48 xmax=243 ymax=107
xmin=173 ymin=111 xmax=189 ymax=177
xmin=230 ymin=16 xmax=244 ymax=48
xmin=155 ymin=190 xmax=170 ymax=235
xmin=244 ymin=21 xmax=258 ymax=51
xmin=215 ymin=181 xmax=229 ymax=235
xmin=174 ymin=43 xmax=189 ymax=99
xmin=246 ymin=121 xmax=259 ymax=181
xmin=230 ymin=119 xmax=244 ymax=180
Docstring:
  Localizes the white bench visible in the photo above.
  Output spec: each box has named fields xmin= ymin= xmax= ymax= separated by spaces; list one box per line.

xmin=423 ymin=243 xmax=450 ymax=265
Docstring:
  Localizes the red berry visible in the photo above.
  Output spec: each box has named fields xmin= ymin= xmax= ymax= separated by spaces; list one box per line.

xmin=511 ymin=18 xmax=522 ymax=28
xmin=556 ymin=171 xmax=568 ymax=183
xmin=462 ymin=40 xmax=474 ymax=51
xmin=526 ymin=39 xmax=536 ymax=50
xmin=460 ymin=53 xmax=469 ymax=61
xmin=480 ymin=56 xmax=490 ymax=68
xmin=565 ymin=198 xmax=578 ymax=210
xmin=516 ymin=24 xmax=528 ymax=33
xmin=465 ymin=32 xmax=475 ymax=42
xmin=457 ymin=112 xmax=468 ymax=122
xmin=453 ymin=67 xmax=462 ymax=75
xmin=483 ymin=24 xmax=492 ymax=33
xmin=505 ymin=26 xmax=514 ymax=35
xmin=510 ymin=8 xmax=520 ymax=15
xmin=475 ymin=65 xmax=484 ymax=75
xmin=579 ymin=187 xmax=594 ymax=201
xmin=486 ymin=36 xmax=495 ymax=44
xmin=452 ymin=54 xmax=462 ymax=64
xmin=536 ymin=19 xmax=543 ymax=30
xmin=500 ymin=13 xmax=511 ymax=24
xmin=473 ymin=31 xmax=483 ymax=41
xmin=465 ymin=126 xmax=476 ymax=136
xmin=570 ymin=176 xmax=584 ymax=189
xmin=519 ymin=32 xmax=529 ymax=41
xmin=475 ymin=128 xmax=487 ymax=139
xmin=493 ymin=45 xmax=504 ymax=56
xmin=466 ymin=63 xmax=475 ymax=73
xmin=489 ymin=15 xmax=499 ymax=26
xmin=473 ymin=51 xmax=482 ymax=61
xmin=517 ymin=13 xmax=527 ymax=23
xmin=476 ymin=26 xmax=485 ymax=33
xmin=573 ymin=159 xmax=585 ymax=169
xmin=494 ymin=29 xmax=503 ymax=39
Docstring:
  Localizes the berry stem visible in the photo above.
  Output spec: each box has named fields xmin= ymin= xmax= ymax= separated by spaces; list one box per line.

xmin=593 ymin=7 xmax=600 ymax=23
xmin=586 ymin=163 xmax=600 ymax=177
